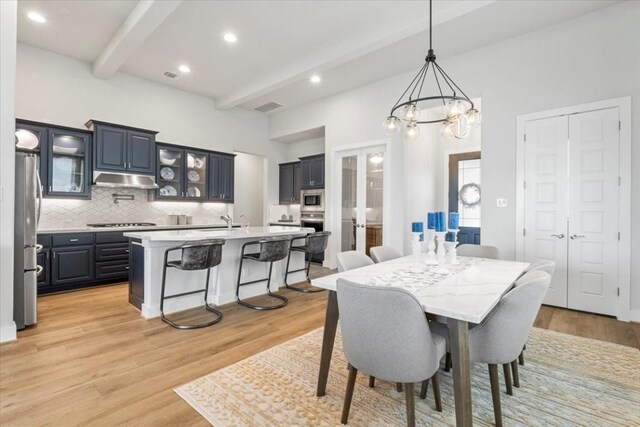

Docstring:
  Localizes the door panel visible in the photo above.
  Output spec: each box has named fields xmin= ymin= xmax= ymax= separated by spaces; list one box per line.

xmin=523 ymin=116 xmax=569 ymax=308
xmin=279 ymin=163 xmax=294 ymax=204
xmin=127 ymin=131 xmax=155 ymax=174
xmin=52 ymin=246 xmax=94 ymax=285
xmin=567 ymin=108 xmax=619 ymax=316
xmin=96 ymin=125 xmax=127 ymax=171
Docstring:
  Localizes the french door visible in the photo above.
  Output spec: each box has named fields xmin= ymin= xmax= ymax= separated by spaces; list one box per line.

xmin=338 ymin=146 xmax=385 ymax=255
xmin=523 ymin=107 xmax=620 ymax=316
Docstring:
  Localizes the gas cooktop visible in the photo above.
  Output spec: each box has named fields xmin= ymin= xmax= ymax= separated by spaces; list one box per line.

xmin=87 ymin=222 xmax=156 ymax=228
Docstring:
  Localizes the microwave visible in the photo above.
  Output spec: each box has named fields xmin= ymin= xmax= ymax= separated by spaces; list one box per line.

xmin=301 ymin=189 xmax=324 ymax=212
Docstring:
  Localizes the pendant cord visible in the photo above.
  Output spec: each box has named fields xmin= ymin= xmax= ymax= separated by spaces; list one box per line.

xmin=429 ymin=0 xmax=432 ymax=51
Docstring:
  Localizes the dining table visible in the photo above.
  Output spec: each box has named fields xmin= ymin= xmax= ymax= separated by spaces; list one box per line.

xmin=311 ymin=253 xmax=529 ymax=427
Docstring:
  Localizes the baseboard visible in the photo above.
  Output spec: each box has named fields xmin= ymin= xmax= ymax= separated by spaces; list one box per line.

xmin=0 ymin=322 xmax=17 ymax=344
xmin=625 ymin=309 xmax=640 ymax=323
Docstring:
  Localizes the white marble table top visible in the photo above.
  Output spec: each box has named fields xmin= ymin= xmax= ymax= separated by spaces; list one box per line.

xmin=311 ymin=253 xmax=529 ymax=324
xmin=124 ymin=226 xmax=315 ymax=242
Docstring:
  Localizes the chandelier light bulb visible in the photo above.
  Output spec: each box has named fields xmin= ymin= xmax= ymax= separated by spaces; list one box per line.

xmin=403 ymin=103 xmax=420 ymax=122
xmin=405 ymin=123 xmax=420 ymax=140
xmin=452 ymin=115 xmax=471 ymax=139
xmin=441 ymin=120 xmax=455 ymax=139
xmin=466 ymin=108 xmax=481 ymax=128
xmin=382 ymin=116 xmax=402 ymax=136
xmin=445 ymin=100 xmax=467 ymax=119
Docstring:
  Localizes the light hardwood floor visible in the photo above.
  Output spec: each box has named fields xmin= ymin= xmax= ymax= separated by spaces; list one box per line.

xmin=1 ymin=267 xmax=638 ymax=426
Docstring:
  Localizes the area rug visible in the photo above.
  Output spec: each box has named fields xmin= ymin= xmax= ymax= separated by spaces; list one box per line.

xmin=175 ymin=328 xmax=640 ymax=426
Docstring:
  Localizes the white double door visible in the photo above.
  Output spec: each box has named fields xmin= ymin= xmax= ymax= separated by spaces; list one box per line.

xmin=523 ymin=107 xmax=620 ymax=316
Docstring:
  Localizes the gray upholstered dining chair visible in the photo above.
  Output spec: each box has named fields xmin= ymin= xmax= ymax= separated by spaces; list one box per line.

xmin=430 ymin=271 xmax=551 ymax=427
xmin=456 ymin=244 xmax=499 ymax=259
xmin=515 ymin=261 xmax=555 ymax=367
xmin=336 ymin=250 xmax=374 ymax=272
xmin=337 ymin=279 xmax=446 ymax=427
xmin=369 ymin=246 xmax=402 ymax=263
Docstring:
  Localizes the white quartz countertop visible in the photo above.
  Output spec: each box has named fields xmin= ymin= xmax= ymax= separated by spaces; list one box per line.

xmin=312 ymin=254 xmax=529 ymax=324
xmin=124 ymin=226 xmax=315 ymax=242
xmin=38 ymin=223 xmax=241 ymax=234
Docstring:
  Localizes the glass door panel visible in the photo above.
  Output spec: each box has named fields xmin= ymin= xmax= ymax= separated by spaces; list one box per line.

xmin=185 ymin=150 xmax=208 ymax=200
xmin=365 ymin=152 xmax=384 ymax=255
xmin=339 ymin=147 xmax=385 ymax=255
xmin=157 ymin=146 xmax=183 ymax=199
xmin=48 ymin=131 xmax=90 ymax=197
xmin=341 ymin=156 xmax=358 ymax=252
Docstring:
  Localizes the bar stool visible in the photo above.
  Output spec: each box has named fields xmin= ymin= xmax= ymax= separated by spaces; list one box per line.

xmin=235 ymin=237 xmax=291 ymax=310
xmin=283 ymin=231 xmax=331 ymax=293
xmin=160 ymin=239 xmax=225 ymax=329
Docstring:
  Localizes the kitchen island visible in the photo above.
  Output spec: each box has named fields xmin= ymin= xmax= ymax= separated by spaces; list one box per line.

xmin=123 ymin=226 xmax=314 ymax=319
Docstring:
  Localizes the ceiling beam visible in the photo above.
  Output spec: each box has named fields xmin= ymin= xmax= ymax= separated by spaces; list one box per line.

xmin=93 ymin=0 xmax=182 ymax=79
xmin=215 ymin=0 xmax=495 ymax=110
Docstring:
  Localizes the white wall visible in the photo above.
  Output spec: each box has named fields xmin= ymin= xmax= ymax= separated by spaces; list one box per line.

xmin=14 ymin=43 xmax=288 ymax=212
xmin=269 ymin=2 xmax=640 ymax=311
xmin=233 ymin=152 xmax=264 ymax=226
xmin=0 ymin=0 xmax=17 ymax=343
xmin=284 ymin=137 xmax=324 ymax=162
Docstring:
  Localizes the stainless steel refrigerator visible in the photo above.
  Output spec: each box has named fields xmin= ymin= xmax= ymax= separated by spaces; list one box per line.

xmin=14 ymin=151 xmax=43 ymax=329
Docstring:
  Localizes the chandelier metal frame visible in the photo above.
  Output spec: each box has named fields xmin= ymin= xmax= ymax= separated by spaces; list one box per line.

xmin=386 ymin=0 xmax=476 ymax=125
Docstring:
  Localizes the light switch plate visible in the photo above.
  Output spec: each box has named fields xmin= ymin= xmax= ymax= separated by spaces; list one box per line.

xmin=496 ymin=198 xmax=508 ymax=207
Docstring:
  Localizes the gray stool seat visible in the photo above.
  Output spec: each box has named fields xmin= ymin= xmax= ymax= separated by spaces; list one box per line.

xmin=160 ymin=239 xmax=225 ymax=329
xmin=284 ymin=231 xmax=331 ymax=293
xmin=236 ymin=237 xmax=292 ymax=310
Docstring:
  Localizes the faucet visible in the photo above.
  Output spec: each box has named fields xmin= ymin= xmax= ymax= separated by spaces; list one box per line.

xmin=220 ymin=214 xmax=233 ymax=231
xmin=240 ymin=214 xmax=249 ymax=229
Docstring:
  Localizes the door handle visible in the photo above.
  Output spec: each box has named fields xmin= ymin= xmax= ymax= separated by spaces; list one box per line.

xmin=36 ymin=265 xmax=43 ymax=277
xmin=36 ymin=244 xmax=43 ymax=253
xmin=570 ymin=234 xmax=585 ymax=240
xmin=550 ymin=233 xmax=565 ymax=239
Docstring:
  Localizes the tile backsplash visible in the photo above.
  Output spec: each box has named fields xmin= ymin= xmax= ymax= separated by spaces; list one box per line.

xmin=39 ymin=187 xmax=232 ymax=229
xmin=269 ymin=204 xmax=300 ymax=223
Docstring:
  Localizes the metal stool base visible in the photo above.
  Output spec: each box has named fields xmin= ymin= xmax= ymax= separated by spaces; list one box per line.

xmin=284 ymin=247 xmax=326 ymax=294
xmin=161 ymin=304 xmax=223 ymax=330
xmin=237 ymin=292 xmax=288 ymax=310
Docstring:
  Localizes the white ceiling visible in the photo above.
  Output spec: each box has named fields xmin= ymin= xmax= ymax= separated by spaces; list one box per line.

xmin=17 ymin=0 xmax=617 ymax=114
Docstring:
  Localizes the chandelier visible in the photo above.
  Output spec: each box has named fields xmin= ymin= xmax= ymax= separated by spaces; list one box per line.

xmin=383 ymin=0 xmax=480 ymax=140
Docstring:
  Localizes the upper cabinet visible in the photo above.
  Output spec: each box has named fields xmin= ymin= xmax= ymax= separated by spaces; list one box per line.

xmin=16 ymin=119 xmax=92 ymax=199
xmin=156 ymin=144 xmax=233 ymax=203
xmin=86 ymin=120 xmax=157 ymax=176
xmin=156 ymin=144 xmax=211 ymax=201
xmin=300 ymin=154 xmax=325 ymax=189
xmin=279 ymin=161 xmax=301 ymax=204
xmin=209 ymin=153 xmax=235 ymax=202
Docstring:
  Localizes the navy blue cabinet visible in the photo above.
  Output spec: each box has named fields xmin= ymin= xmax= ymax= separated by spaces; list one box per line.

xmin=87 ymin=120 xmax=157 ymax=175
xmin=16 ymin=120 xmax=92 ymax=200
xmin=300 ymin=154 xmax=324 ymax=189
xmin=51 ymin=245 xmax=95 ymax=285
xmin=156 ymin=144 xmax=211 ymax=201
xmin=209 ymin=153 xmax=235 ymax=202
xmin=279 ymin=161 xmax=301 ymax=204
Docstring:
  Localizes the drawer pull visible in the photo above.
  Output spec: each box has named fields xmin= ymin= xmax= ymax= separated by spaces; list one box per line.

xmin=69 ymin=239 xmax=79 ymax=242
xmin=125 ymin=266 xmax=130 ymax=270
xmin=125 ymin=249 xmax=130 ymax=253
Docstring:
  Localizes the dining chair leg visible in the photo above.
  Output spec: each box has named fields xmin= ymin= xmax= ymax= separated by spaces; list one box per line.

xmin=519 ymin=348 xmax=525 ymax=366
xmin=445 ymin=352 xmax=452 ymax=372
xmin=488 ymin=364 xmax=503 ymax=427
xmin=369 ymin=375 xmax=375 ymax=388
xmin=419 ymin=379 xmax=429 ymax=399
xmin=396 ymin=383 xmax=403 ymax=392
xmin=511 ymin=360 xmax=520 ymax=388
xmin=503 ymin=364 xmax=513 ymax=396
xmin=404 ymin=382 xmax=416 ymax=427
xmin=432 ymin=373 xmax=442 ymax=412
xmin=341 ymin=365 xmax=358 ymax=424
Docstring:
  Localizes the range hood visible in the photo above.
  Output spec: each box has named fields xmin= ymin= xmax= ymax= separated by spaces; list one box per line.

xmin=93 ymin=171 xmax=159 ymax=189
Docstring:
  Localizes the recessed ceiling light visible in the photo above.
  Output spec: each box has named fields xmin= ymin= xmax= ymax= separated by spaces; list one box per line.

xmin=27 ymin=11 xmax=46 ymax=23
xmin=310 ymin=75 xmax=321 ymax=84
xmin=223 ymin=32 xmax=238 ymax=43
xmin=178 ymin=65 xmax=191 ymax=74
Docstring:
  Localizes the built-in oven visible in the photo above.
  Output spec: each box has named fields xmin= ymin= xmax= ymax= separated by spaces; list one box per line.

xmin=300 ymin=212 xmax=325 ymax=263
xmin=301 ymin=189 xmax=324 ymax=212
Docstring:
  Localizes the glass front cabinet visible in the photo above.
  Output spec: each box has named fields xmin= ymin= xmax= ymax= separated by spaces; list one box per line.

xmin=156 ymin=144 xmax=210 ymax=201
